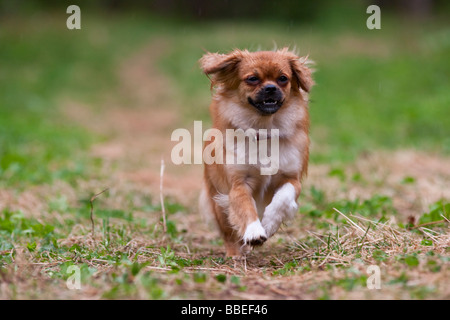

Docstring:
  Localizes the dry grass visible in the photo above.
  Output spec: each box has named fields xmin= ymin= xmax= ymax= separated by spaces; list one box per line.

xmin=2 ymin=197 xmax=448 ymax=300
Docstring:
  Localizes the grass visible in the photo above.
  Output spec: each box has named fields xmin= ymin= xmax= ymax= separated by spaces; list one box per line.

xmin=1 ymin=189 xmax=448 ymax=299
xmin=159 ymin=16 xmax=450 ymax=162
xmin=0 ymin=7 xmax=449 ymax=300
xmin=0 ymin=11 xmax=166 ymax=187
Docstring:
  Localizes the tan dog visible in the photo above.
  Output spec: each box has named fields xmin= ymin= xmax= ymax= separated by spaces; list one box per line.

xmin=199 ymin=48 xmax=313 ymax=257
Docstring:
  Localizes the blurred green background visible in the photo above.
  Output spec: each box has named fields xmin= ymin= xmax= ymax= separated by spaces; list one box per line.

xmin=1 ymin=0 xmax=449 ymax=187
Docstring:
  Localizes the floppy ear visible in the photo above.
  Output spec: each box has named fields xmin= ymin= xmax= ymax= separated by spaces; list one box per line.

xmin=290 ymin=57 xmax=314 ymax=93
xmin=199 ymin=50 xmax=243 ymax=88
xmin=279 ymin=48 xmax=314 ymax=93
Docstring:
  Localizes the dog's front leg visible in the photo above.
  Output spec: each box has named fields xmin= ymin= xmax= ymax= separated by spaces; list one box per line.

xmin=261 ymin=180 xmax=301 ymax=238
xmin=228 ymin=181 xmax=267 ymax=248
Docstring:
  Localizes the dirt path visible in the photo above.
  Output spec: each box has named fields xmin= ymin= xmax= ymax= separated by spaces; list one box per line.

xmin=64 ymin=39 xmax=204 ymax=207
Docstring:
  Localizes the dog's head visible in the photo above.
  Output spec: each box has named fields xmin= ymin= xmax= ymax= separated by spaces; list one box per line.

xmin=200 ymin=48 xmax=313 ymax=116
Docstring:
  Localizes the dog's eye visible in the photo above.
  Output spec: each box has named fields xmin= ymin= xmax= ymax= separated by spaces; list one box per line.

xmin=246 ymin=76 xmax=260 ymax=84
xmin=278 ymin=75 xmax=289 ymax=84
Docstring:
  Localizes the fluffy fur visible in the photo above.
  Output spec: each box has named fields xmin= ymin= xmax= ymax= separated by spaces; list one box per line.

xmin=199 ymin=48 xmax=313 ymax=257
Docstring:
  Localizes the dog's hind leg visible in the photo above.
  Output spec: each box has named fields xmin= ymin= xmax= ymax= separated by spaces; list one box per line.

xmin=212 ymin=195 xmax=242 ymax=257
xmin=202 ymin=187 xmax=241 ymax=257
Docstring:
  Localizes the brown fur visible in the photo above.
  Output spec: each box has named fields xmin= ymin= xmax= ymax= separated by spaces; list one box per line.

xmin=199 ymin=48 xmax=313 ymax=257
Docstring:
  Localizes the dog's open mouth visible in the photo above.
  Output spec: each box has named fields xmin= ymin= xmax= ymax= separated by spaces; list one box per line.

xmin=263 ymin=98 xmax=278 ymax=106
xmin=248 ymin=97 xmax=283 ymax=115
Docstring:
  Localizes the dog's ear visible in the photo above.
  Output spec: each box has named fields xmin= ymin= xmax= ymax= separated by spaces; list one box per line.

xmin=199 ymin=50 xmax=243 ymax=88
xmin=290 ymin=58 xmax=314 ymax=93
xmin=280 ymin=48 xmax=314 ymax=93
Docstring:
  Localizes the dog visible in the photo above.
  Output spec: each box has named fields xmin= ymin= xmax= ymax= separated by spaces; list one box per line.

xmin=199 ymin=48 xmax=313 ymax=257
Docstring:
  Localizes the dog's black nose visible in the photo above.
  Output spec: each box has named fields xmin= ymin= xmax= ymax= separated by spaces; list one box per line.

xmin=264 ymin=84 xmax=277 ymax=93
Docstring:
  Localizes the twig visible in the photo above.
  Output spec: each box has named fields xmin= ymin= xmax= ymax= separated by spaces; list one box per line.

xmin=89 ymin=258 xmax=110 ymax=264
xmin=333 ymin=208 xmax=366 ymax=235
xmin=31 ymin=262 xmax=61 ymax=266
xmin=407 ymin=219 xmax=447 ymax=230
xmin=90 ymin=188 xmax=109 ymax=237
xmin=441 ymin=214 xmax=450 ymax=224
xmin=306 ymin=230 xmax=328 ymax=246
xmin=318 ymin=253 xmax=331 ymax=267
xmin=160 ymin=158 xmax=167 ymax=233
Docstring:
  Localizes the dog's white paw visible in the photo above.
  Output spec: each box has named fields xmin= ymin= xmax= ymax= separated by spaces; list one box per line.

xmin=261 ymin=183 xmax=298 ymax=238
xmin=261 ymin=204 xmax=283 ymax=238
xmin=284 ymin=199 xmax=299 ymax=220
xmin=243 ymin=220 xmax=267 ymax=246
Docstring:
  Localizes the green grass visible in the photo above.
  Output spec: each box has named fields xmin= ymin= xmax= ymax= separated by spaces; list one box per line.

xmin=1 ymin=11 xmax=449 ymax=187
xmin=158 ymin=17 xmax=450 ymax=162
xmin=0 ymin=18 xmax=97 ymax=186
xmin=0 ymin=8 xmax=449 ymax=300
xmin=0 ymin=11 xmax=167 ymax=187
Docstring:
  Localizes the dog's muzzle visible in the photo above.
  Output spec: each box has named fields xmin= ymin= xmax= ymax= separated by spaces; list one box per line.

xmin=248 ymin=84 xmax=284 ymax=115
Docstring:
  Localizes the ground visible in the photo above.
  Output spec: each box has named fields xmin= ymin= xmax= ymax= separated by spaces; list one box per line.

xmin=0 ymin=12 xmax=449 ymax=300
